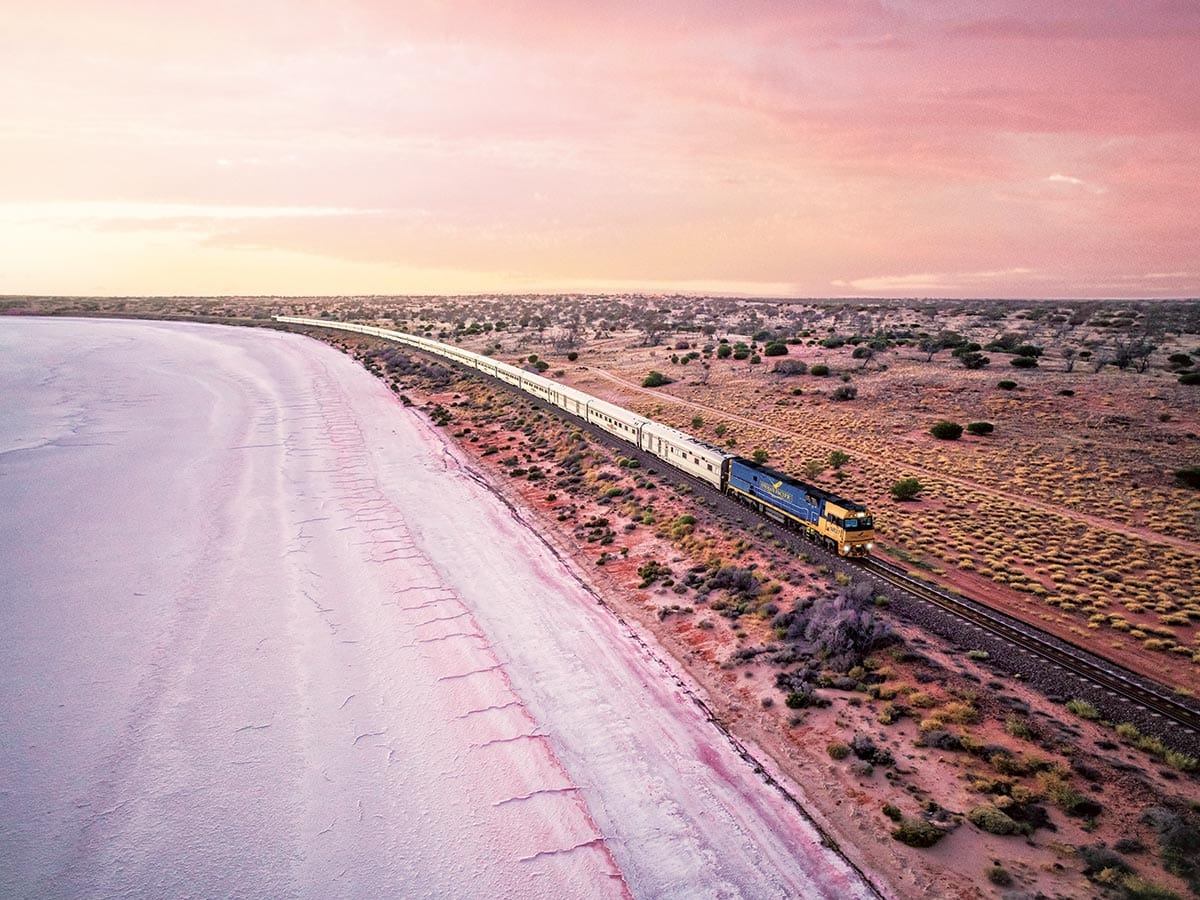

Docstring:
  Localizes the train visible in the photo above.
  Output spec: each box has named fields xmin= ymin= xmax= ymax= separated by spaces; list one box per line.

xmin=273 ymin=315 xmax=876 ymax=557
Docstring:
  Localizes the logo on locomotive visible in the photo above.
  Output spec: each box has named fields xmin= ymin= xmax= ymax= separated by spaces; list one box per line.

xmin=759 ymin=479 xmax=793 ymax=503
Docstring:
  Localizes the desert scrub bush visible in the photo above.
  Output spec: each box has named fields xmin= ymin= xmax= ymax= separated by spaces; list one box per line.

xmin=827 ymin=741 xmax=851 ymax=760
xmin=997 ymin=379 xmax=1018 ymax=390
xmin=637 ymin=560 xmax=671 ymax=588
xmin=965 ymin=421 xmax=994 ymax=436
xmin=784 ymin=690 xmax=812 ymax=709
xmin=642 ymin=370 xmax=672 ymax=387
xmin=986 ymin=865 xmax=1012 ymax=887
xmin=968 ymin=804 xmax=1022 ymax=836
xmin=810 ymin=364 xmax=830 ymax=377
xmin=831 ymin=386 xmax=858 ymax=402
xmin=1143 ymin=805 xmax=1200 ymax=892
xmin=929 ymin=421 xmax=964 ymax=440
xmin=1079 ymin=844 xmax=1132 ymax=879
xmin=930 ymin=700 xmax=979 ymax=725
xmin=891 ymin=816 xmax=947 ymax=848
xmin=1175 ymin=467 xmax=1200 ymax=490
xmin=1004 ymin=716 xmax=1034 ymax=740
xmin=1065 ymin=698 xmax=1100 ymax=720
xmin=1037 ymin=771 xmax=1101 ymax=817
xmin=850 ymin=733 xmax=895 ymax=767
xmin=891 ymin=477 xmax=924 ymax=501
xmin=1113 ymin=874 xmax=1184 ymax=900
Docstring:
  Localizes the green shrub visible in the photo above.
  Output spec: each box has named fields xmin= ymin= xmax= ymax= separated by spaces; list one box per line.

xmin=966 ymin=421 xmax=994 ymax=435
xmin=1004 ymin=716 xmax=1034 ymax=740
xmin=827 ymin=741 xmax=851 ymax=760
xmin=642 ymin=371 xmax=672 ymax=387
xmin=1175 ymin=467 xmax=1200 ymax=490
xmin=997 ymin=380 xmax=1018 ymax=390
xmin=566 ymin=351 xmax=579 ymax=361
xmin=891 ymin=477 xmax=924 ymax=501
xmin=1066 ymin=698 xmax=1100 ymax=720
xmin=1010 ymin=356 xmax=1038 ymax=368
xmin=959 ymin=351 xmax=990 ymax=369
xmin=785 ymin=691 xmax=811 ymax=709
xmin=930 ymin=421 xmax=964 ymax=440
xmin=717 ymin=343 xmax=732 ymax=359
xmin=891 ymin=817 xmax=947 ymax=848
xmin=1179 ymin=372 xmax=1200 ymax=385
xmin=752 ymin=448 xmax=769 ymax=464
xmin=1117 ymin=874 xmax=1183 ymax=900
xmin=764 ymin=341 xmax=789 ymax=356
xmin=986 ymin=865 xmax=1012 ymax=887
xmin=968 ymin=804 xmax=1021 ymax=835
xmin=882 ymin=803 xmax=903 ymax=821
xmin=831 ymin=386 xmax=858 ymax=401
xmin=810 ymin=364 xmax=830 ymax=376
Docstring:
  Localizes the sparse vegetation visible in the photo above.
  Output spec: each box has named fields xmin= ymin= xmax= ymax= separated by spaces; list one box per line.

xmin=891 ymin=477 xmax=924 ymax=501
xmin=929 ymin=421 xmax=964 ymax=440
xmin=642 ymin=370 xmax=672 ymax=387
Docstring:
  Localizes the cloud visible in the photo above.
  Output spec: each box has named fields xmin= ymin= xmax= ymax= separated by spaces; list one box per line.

xmin=1044 ymin=173 xmax=1106 ymax=194
xmin=1 ymin=201 xmax=378 ymax=222
xmin=832 ymin=268 xmax=1036 ymax=293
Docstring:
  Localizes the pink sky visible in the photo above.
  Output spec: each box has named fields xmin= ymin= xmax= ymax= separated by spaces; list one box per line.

xmin=2 ymin=1 xmax=1198 ymax=298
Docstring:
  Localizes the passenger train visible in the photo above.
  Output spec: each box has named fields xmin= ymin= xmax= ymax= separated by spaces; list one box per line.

xmin=274 ymin=315 xmax=876 ymax=556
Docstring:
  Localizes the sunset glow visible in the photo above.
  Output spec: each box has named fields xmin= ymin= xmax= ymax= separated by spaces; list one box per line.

xmin=4 ymin=1 xmax=1198 ymax=298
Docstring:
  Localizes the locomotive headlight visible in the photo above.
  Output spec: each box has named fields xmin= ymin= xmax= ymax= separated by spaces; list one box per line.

xmin=866 ymin=542 xmax=874 ymax=550
xmin=843 ymin=544 xmax=850 ymax=553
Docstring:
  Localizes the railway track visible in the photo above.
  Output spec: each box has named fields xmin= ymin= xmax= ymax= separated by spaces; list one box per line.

xmin=289 ymin=320 xmax=1200 ymax=749
xmin=856 ymin=556 xmax=1200 ymax=736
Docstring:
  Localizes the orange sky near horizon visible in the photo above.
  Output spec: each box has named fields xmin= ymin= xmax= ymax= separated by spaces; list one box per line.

xmin=2 ymin=1 xmax=1198 ymax=299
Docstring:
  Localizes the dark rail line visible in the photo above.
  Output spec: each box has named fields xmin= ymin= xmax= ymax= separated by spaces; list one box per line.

xmin=285 ymin=319 xmax=1200 ymax=748
xmin=855 ymin=557 xmax=1200 ymax=736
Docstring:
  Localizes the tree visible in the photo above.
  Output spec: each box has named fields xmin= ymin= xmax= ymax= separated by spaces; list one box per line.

xmin=930 ymin=421 xmax=964 ymax=440
xmin=958 ymin=351 xmax=990 ymax=370
xmin=891 ymin=477 xmax=924 ymax=501
xmin=1061 ymin=347 xmax=1077 ymax=372
xmin=752 ymin=448 xmax=769 ymax=464
xmin=829 ymin=450 xmax=850 ymax=468
xmin=918 ymin=336 xmax=944 ymax=362
xmin=642 ymin=371 xmax=672 ymax=387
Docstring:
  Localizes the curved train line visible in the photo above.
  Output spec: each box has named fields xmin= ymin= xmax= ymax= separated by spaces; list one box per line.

xmin=275 ymin=315 xmax=1200 ymax=742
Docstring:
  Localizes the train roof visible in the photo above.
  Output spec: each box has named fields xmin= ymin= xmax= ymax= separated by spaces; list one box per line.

xmin=732 ymin=457 xmax=870 ymax=512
